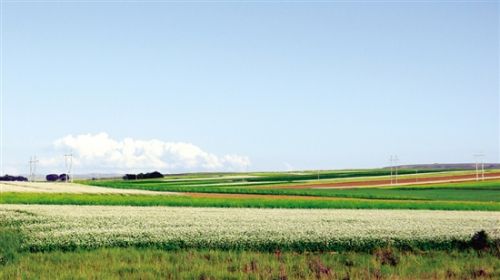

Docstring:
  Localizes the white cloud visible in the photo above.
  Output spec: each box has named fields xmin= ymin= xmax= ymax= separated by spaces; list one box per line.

xmin=45 ymin=133 xmax=250 ymax=173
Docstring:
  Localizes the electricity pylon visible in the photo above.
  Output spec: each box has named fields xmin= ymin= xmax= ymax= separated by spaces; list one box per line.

xmin=64 ymin=153 xmax=73 ymax=183
xmin=29 ymin=156 xmax=39 ymax=182
xmin=389 ymin=155 xmax=399 ymax=185
xmin=473 ymin=153 xmax=485 ymax=181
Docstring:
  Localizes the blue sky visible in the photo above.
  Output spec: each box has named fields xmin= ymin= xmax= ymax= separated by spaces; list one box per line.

xmin=2 ymin=1 xmax=498 ymax=174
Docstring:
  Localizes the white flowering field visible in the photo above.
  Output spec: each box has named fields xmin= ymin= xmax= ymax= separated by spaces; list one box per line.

xmin=1 ymin=204 xmax=498 ymax=252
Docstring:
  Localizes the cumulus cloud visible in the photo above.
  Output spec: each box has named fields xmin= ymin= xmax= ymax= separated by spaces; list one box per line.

xmin=44 ymin=133 xmax=250 ymax=173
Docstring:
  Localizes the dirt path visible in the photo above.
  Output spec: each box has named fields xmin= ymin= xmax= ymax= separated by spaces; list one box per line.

xmin=265 ymin=172 xmax=500 ymax=189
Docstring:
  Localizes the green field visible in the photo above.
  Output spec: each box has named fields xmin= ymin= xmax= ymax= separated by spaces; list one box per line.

xmin=84 ymin=168 xmax=463 ymax=189
xmin=1 ymin=248 xmax=498 ymax=280
xmin=84 ymin=175 xmax=500 ymax=207
xmin=2 ymin=170 xmax=498 ymax=211
xmin=1 ymin=192 xmax=499 ymax=211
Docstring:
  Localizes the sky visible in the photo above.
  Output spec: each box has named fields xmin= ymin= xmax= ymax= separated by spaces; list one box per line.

xmin=1 ymin=0 xmax=499 ymax=174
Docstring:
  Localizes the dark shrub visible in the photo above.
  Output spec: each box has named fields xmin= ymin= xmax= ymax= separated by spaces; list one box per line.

xmin=471 ymin=230 xmax=489 ymax=251
xmin=46 ymin=174 xmax=59 ymax=182
xmin=59 ymin=174 xmax=70 ymax=181
xmin=123 ymin=171 xmax=163 ymax=180
xmin=0 ymin=175 xmax=12 ymax=181
xmin=123 ymin=174 xmax=138 ymax=180
xmin=0 ymin=175 xmax=28 ymax=181
xmin=146 ymin=171 xmax=163 ymax=179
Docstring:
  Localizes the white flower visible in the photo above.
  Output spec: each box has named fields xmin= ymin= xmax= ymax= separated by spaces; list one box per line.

xmin=1 ymin=205 xmax=498 ymax=251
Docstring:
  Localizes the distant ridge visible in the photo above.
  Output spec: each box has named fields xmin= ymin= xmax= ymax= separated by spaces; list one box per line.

xmin=388 ymin=163 xmax=500 ymax=170
xmin=72 ymin=173 xmax=123 ymax=180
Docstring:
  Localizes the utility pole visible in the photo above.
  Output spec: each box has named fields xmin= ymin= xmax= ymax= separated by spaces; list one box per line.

xmin=64 ymin=153 xmax=73 ymax=183
xmin=389 ymin=155 xmax=399 ymax=185
xmin=480 ymin=155 xmax=485 ymax=181
xmin=475 ymin=156 xmax=479 ymax=181
xmin=389 ymin=155 xmax=394 ymax=185
xmin=29 ymin=157 xmax=32 ymax=182
xmin=393 ymin=155 xmax=399 ymax=184
xmin=473 ymin=153 xmax=485 ymax=181
xmin=29 ymin=156 xmax=39 ymax=182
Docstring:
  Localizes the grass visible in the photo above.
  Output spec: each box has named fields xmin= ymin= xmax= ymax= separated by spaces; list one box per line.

xmin=1 ymin=248 xmax=498 ymax=279
xmin=0 ymin=224 xmax=23 ymax=266
xmin=1 ymin=192 xmax=499 ymax=211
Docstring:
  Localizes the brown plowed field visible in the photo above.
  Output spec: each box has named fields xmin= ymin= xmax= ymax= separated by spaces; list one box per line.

xmin=266 ymin=172 xmax=500 ymax=189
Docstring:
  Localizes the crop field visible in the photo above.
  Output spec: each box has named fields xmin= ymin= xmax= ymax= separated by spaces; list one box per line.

xmin=2 ymin=169 xmax=499 ymax=279
xmin=84 ymin=170 xmax=500 ymax=190
xmin=1 ymin=192 xmax=499 ymax=211
xmin=85 ymin=169 xmax=485 ymax=190
xmin=85 ymin=180 xmax=500 ymax=203
xmin=80 ymin=171 xmax=500 ymax=212
xmin=1 ymin=205 xmax=499 ymax=252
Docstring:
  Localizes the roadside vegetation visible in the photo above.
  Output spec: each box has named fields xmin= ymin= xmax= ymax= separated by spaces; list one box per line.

xmin=0 ymin=224 xmax=23 ymax=266
xmin=1 ymin=248 xmax=499 ymax=279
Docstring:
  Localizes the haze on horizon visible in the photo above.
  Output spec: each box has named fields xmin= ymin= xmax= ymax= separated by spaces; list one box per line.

xmin=1 ymin=1 xmax=498 ymax=175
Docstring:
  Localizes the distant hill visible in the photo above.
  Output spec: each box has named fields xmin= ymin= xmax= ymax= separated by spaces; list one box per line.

xmin=74 ymin=173 xmax=123 ymax=180
xmin=387 ymin=163 xmax=500 ymax=170
xmin=11 ymin=173 xmax=123 ymax=181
